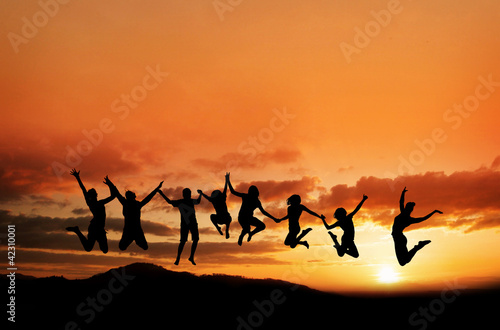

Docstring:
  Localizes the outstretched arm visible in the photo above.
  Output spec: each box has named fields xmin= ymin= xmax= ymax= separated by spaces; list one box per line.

xmin=140 ymin=181 xmax=163 ymax=207
xmin=302 ymin=205 xmax=324 ymax=220
xmin=411 ymin=210 xmax=443 ymax=225
xmin=322 ymin=217 xmax=339 ymax=230
xmin=226 ymin=172 xmax=244 ymax=198
xmin=104 ymin=176 xmax=125 ymax=205
xmin=258 ymin=202 xmax=279 ymax=222
xmin=277 ymin=214 xmax=289 ymax=222
xmin=70 ymin=169 xmax=88 ymax=199
xmin=349 ymin=194 xmax=368 ymax=217
xmin=399 ymin=187 xmax=407 ymax=212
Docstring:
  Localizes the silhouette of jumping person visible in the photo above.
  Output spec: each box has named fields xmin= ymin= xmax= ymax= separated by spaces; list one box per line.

xmin=66 ymin=169 xmax=115 ymax=253
xmin=392 ymin=187 xmax=442 ymax=266
xmin=322 ymin=194 xmax=368 ymax=258
xmin=159 ymin=188 xmax=201 ymax=265
xmin=106 ymin=177 xmax=163 ymax=251
xmin=198 ymin=179 xmax=232 ymax=239
xmin=226 ymin=172 xmax=278 ymax=246
xmin=276 ymin=194 xmax=325 ymax=249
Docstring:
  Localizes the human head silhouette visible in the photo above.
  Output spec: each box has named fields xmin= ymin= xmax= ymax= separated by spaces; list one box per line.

xmin=405 ymin=202 xmax=415 ymax=214
xmin=87 ymin=188 xmax=97 ymax=200
xmin=286 ymin=194 xmax=301 ymax=206
xmin=334 ymin=207 xmax=347 ymax=219
xmin=248 ymin=185 xmax=259 ymax=198
xmin=183 ymin=188 xmax=191 ymax=199
xmin=211 ymin=190 xmax=222 ymax=198
xmin=125 ymin=191 xmax=136 ymax=201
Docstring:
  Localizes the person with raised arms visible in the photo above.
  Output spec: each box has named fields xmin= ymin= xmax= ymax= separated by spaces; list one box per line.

xmin=225 ymin=172 xmax=278 ymax=246
xmin=198 ymin=177 xmax=232 ymax=239
xmin=276 ymin=194 xmax=325 ymax=249
xmin=392 ymin=187 xmax=442 ymax=266
xmin=66 ymin=169 xmax=115 ymax=253
xmin=322 ymin=194 xmax=368 ymax=258
xmin=106 ymin=177 xmax=163 ymax=251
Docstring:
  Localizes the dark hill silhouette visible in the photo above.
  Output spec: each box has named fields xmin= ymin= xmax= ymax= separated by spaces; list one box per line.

xmin=1 ymin=263 xmax=497 ymax=329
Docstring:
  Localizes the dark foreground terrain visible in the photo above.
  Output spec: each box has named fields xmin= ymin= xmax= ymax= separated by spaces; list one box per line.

xmin=2 ymin=263 xmax=498 ymax=329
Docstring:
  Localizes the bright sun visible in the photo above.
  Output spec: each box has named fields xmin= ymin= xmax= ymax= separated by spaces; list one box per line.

xmin=377 ymin=266 xmax=400 ymax=284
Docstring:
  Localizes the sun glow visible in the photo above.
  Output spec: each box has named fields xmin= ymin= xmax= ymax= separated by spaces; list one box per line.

xmin=377 ymin=266 xmax=400 ymax=284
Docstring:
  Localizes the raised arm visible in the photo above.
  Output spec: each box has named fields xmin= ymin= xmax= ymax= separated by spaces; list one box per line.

xmin=100 ymin=176 xmax=116 ymax=204
xmin=104 ymin=176 xmax=125 ymax=205
xmin=197 ymin=190 xmax=213 ymax=202
xmin=70 ymin=169 xmax=88 ymax=198
xmin=140 ymin=181 xmax=163 ymax=207
xmin=411 ymin=210 xmax=443 ymax=225
xmin=193 ymin=191 xmax=202 ymax=205
xmin=399 ymin=187 xmax=407 ymax=213
xmin=158 ymin=189 xmax=173 ymax=204
xmin=226 ymin=172 xmax=244 ymax=198
xmin=349 ymin=194 xmax=368 ymax=217
xmin=222 ymin=179 xmax=228 ymax=196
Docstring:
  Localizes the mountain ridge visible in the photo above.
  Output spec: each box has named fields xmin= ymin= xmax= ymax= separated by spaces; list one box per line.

xmin=2 ymin=262 xmax=497 ymax=329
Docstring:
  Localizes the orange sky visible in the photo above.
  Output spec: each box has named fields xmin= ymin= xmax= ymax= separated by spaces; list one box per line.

xmin=1 ymin=0 xmax=500 ymax=293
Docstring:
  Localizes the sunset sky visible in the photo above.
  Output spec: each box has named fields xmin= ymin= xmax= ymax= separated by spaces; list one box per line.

xmin=1 ymin=0 xmax=500 ymax=293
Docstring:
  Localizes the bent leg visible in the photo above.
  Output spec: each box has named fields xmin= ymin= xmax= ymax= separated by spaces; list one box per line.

xmin=297 ymin=228 xmax=312 ymax=241
xmin=71 ymin=226 xmax=96 ymax=252
xmin=405 ymin=240 xmax=431 ymax=265
xmin=238 ymin=217 xmax=250 ymax=246
xmin=284 ymin=232 xmax=297 ymax=248
xmin=344 ymin=241 xmax=359 ymax=258
xmin=210 ymin=214 xmax=223 ymax=236
xmin=247 ymin=217 xmax=266 ymax=242
xmin=328 ymin=232 xmax=344 ymax=257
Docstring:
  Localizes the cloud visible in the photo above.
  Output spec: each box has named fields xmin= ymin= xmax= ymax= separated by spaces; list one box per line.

xmin=338 ymin=166 xmax=354 ymax=173
xmin=71 ymin=208 xmax=90 ymax=215
xmin=193 ymin=147 xmax=302 ymax=173
xmin=0 ymin=135 xmax=141 ymax=202
xmin=232 ymin=175 xmax=323 ymax=202
xmin=313 ymin=163 xmax=500 ymax=232
xmin=0 ymin=210 xmax=176 ymax=250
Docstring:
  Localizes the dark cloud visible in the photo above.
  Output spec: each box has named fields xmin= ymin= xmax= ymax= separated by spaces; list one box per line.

xmin=71 ymin=208 xmax=89 ymax=215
